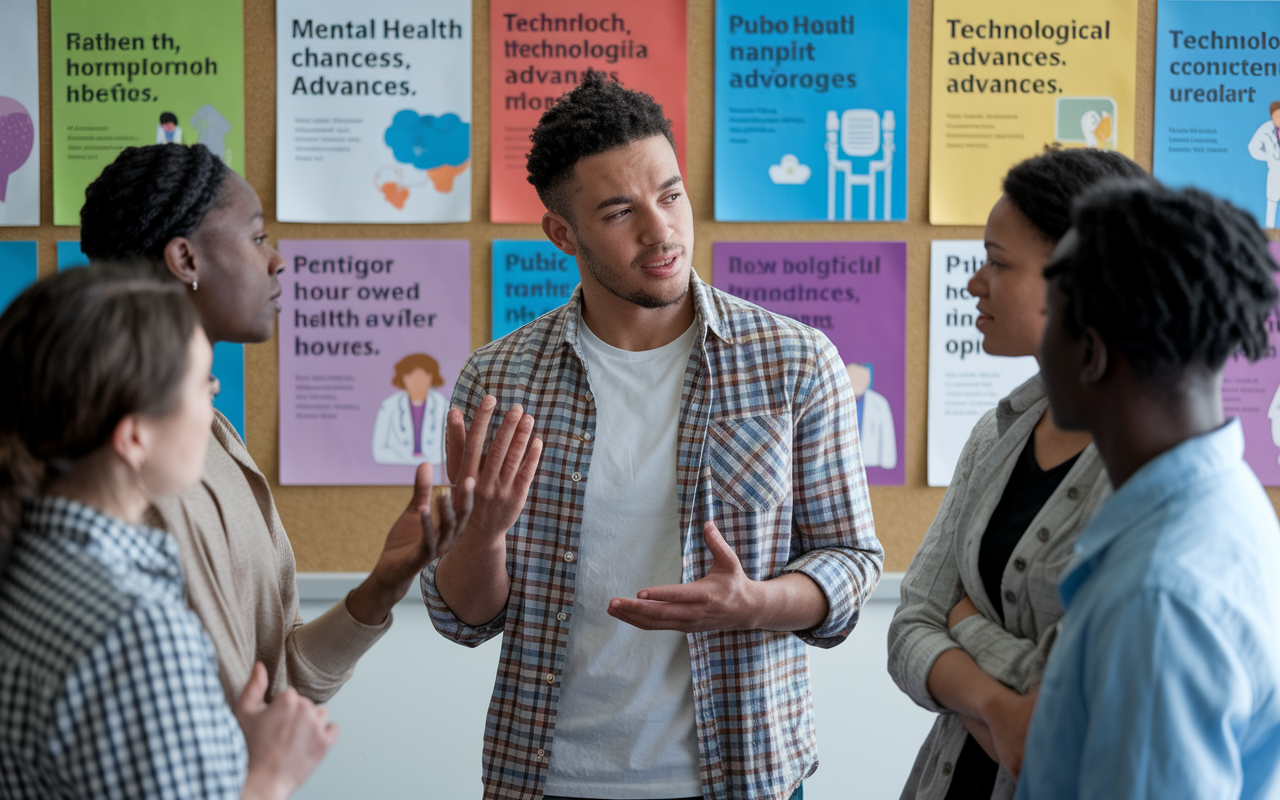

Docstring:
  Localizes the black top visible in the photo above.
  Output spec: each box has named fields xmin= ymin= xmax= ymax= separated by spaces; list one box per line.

xmin=943 ymin=433 xmax=1080 ymax=800
xmin=978 ymin=434 xmax=1079 ymax=624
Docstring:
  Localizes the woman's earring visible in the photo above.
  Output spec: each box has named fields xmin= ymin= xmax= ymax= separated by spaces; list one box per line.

xmin=191 ymin=280 xmax=198 ymax=291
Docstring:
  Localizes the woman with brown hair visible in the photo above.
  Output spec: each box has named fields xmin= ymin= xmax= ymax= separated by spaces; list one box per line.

xmin=0 ymin=266 xmax=335 ymax=799
xmin=373 ymin=353 xmax=449 ymax=466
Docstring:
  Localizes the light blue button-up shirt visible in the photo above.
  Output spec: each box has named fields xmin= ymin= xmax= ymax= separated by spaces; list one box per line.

xmin=1017 ymin=419 xmax=1280 ymax=800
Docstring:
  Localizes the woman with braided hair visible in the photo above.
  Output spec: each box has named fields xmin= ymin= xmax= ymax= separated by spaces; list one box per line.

xmin=79 ymin=143 xmax=470 ymax=707
xmin=888 ymin=147 xmax=1149 ymax=800
xmin=1018 ymin=182 xmax=1280 ymax=798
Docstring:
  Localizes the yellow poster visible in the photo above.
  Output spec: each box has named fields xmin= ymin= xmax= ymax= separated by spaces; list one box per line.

xmin=930 ymin=0 xmax=1138 ymax=225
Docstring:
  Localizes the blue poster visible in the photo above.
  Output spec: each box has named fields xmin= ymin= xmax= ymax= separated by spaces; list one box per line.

xmin=0 ymin=241 xmax=37 ymax=311
xmin=491 ymin=240 xmax=579 ymax=340
xmin=714 ymin=0 xmax=909 ymax=222
xmin=1155 ymin=0 xmax=1280 ymax=227
xmin=57 ymin=240 xmax=246 ymax=438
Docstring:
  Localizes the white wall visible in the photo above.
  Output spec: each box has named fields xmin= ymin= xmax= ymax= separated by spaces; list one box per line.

xmin=293 ymin=576 xmax=933 ymax=800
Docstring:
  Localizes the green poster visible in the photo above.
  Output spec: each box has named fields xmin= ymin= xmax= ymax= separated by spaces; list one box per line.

xmin=51 ymin=0 xmax=244 ymax=225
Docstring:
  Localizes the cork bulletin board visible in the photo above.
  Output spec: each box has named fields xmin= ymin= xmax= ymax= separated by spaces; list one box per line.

xmin=11 ymin=0 xmax=1266 ymax=573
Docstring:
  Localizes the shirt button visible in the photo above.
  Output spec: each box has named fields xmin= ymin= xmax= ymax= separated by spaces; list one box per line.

xmin=556 ymin=611 xmax=567 ymax=621
xmin=1014 ymin=558 xmax=1027 ymax=572
xmin=585 ymin=391 xmax=594 ymax=401
xmin=537 ymin=749 xmax=545 ymax=757
xmin=581 ymin=432 xmax=593 ymax=442
xmin=1067 ymin=487 xmax=1080 ymax=500
xmin=564 ymin=551 xmax=576 ymax=563
xmin=942 ymin=762 xmax=953 ymax=776
xmin=545 ymin=673 xmax=556 ymax=684
xmin=1004 ymin=590 xmax=1016 ymax=604
xmin=1036 ymin=527 xmax=1050 ymax=542
xmin=571 ymin=471 xmax=582 ymax=482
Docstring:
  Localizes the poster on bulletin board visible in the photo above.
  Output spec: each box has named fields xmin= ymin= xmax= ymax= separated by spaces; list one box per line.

xmin=276 ymin=0 xmax=472 ymax=223
xmin=0 ymin=0 xmax=39 ymax=226
xmin=278 ymin=240 xmax=470 ymax=486
xmin=489 ymin=0 xmax=688 ymax=223
xmin=491 ymin=240 xmax=579 ymax=340
xmin=1223 ymin=242 xmax=1280 ymax=486
xmin=50 ymin=0 xmax=245 ymax=225
xmin=0 ymin=242 xmax=37 ymax=310
xmin=712 ymin=241 xmax=906 ymax=485
xmin=714 ymin=0 xmax=909 ymax=222
xmin=927 ymin=241 xmax=1038 ymax=487
xmin=929 ymin=0 xmax=1139 ymax=225
xmin=1154 ymin=0 xmax=1280 ymax=228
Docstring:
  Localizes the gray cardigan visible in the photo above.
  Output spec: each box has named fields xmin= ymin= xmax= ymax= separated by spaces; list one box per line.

xmin=887 ymin=376 xmax=1111 ymax=800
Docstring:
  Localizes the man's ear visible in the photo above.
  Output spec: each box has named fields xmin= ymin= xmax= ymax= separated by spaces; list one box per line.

xmin=542 ymin=211 xmax=578 ymax=256
xmin=1081 ymin=327 xmax=1108 ymax=385
xmin=163 ymin=236 xmax=198 ymax=285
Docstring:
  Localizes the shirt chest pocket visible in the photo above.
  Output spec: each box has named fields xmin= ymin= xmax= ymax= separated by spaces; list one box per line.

xmin=707 ymin=413 xmax=792 ymax=511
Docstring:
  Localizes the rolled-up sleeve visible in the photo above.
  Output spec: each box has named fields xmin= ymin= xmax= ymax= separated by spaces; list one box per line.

xmin=782 ymin=339 xmax=883 ymax=647
xmin=887 ymin=411 xmax=996 ymax=713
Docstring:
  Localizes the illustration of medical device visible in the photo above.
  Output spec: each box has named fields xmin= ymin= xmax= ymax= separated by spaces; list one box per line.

xmin=826 ymin=109 xmax=895 ymax=221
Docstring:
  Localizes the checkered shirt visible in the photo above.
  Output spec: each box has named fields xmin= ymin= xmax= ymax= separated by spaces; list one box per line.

xmin=422 ymin=275 xmax=883 ymax=800
xmin=0 ymin=496 xmax=246 ymax=799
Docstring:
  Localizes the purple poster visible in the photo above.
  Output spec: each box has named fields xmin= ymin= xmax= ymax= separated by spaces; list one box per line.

xmin=712 ymin=241 xmax=907 ymax=485
xmin=1224 ymin=242 xmax=1280 ymax=486
xmin=278 ymin=239 xmax=470 ymax=485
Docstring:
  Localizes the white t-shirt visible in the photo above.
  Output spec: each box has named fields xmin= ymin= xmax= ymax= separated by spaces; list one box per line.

xmin=542 ymin=320 xmax=701 ymax=799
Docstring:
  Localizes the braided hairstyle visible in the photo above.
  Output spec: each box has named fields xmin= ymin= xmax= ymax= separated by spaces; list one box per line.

xmin=1046 ymin=180 xmax=1279 ymax=383
xmin=1003 ymin=146 xmax=1150 ymax=242
xmin=526 ymin=68 xmax=674 ymax=216
xmin=80 ymin=143 xmax=229 ymax=261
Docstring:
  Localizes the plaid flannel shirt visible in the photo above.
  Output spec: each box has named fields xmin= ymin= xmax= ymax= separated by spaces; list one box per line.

xmin=422 ymin=274 xmax=882 ymax=800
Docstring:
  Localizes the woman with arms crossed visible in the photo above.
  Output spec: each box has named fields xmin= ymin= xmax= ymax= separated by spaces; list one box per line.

xmin=887 ymin=148 xmax=1148 ymax=800
xmin=77 ymin=144 xmax=464 ymax=704
xmin=0 ymin=267 xmax=333 ymax=799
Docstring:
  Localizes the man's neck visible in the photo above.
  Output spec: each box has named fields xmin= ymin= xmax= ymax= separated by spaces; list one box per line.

xmin=1089 ymin=370 xmax=1225 ymax=489
xmin=579 ymin=285 xmax=697 ymax=352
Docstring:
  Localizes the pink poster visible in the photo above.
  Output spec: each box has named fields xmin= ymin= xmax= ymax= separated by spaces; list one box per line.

xmin=712 ymin=241 xmax=906 ymax=485
xmin=1224 ymin=242 xmax=1280 ymax=486
xmin=278 ymin=239 xmax=470 ymax=485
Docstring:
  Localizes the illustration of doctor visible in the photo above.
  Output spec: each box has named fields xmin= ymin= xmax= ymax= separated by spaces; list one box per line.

xmin=372 ymin=353 xmax=448 ymax=465
xmin=1268 ymin=381 xmax=1280 ymax=468
xmin=846 ymin=362 xmax=897 ymax=469
xmin=1247 ymin=101 xmax=1280 ymax=228
xmin=155 ymin=112 xmax=182 ymax=144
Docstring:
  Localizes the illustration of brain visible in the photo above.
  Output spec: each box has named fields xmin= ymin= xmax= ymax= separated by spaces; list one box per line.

xmin=0 ymin=97 xmax=35 ymax=203
xmin=384 ymin=111 xmax=470 ymax=171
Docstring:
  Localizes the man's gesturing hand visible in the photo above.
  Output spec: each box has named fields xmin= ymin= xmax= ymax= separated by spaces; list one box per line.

xmin=607 ymin=522 xmax=761 ymax=633
xmin=446 ymin=396 xmax=542 ymax=540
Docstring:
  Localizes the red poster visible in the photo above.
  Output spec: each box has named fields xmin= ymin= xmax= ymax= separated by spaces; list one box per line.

xmin=490 ymin=0 xmax=687 ymax=223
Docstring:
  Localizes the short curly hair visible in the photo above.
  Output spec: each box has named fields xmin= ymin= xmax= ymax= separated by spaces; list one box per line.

xmin=1002 ymin=146 xmax=1150 ymax=243
xmin=526 ymin=69 xmax=674 ymax=217
xmin=1046 ymin=180 xmax=1279 ymax=384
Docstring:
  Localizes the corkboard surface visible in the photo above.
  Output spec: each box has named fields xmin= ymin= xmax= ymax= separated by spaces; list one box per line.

xmin=10 ymin=0 xmax=1276 ymax=573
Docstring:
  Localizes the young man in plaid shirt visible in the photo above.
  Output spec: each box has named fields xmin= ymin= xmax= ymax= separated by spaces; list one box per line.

xmin=422 ymin=70 xmax=883 ymax=800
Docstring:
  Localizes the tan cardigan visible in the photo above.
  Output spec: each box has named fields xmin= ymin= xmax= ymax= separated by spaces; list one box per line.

xmin=149 ymin=411 xmax=390 ymax=705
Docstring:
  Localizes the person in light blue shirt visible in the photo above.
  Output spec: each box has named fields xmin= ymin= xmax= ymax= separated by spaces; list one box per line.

xmin=1019 ymin=180 xmax=1280 ymax=799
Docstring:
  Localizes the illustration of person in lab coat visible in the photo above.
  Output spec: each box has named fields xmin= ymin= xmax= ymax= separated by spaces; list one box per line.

xmin=372 ymin=353 xmax=448 ymax=465
xmin=1247 ymin=101 xmax=1280 ymax=228
xmin=155 ymin=112 xmax=182 ymax=144
xmin=846 ymin=362 xmax=896 ymax=469
xmin=1268 ymin=381 xmax=1280 ymax=468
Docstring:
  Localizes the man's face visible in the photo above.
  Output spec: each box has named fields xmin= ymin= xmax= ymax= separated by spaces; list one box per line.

xmin=561 ymin=135 xmax=693 ymax=309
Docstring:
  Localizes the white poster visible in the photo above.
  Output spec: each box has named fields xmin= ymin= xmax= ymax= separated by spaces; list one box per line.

xmin=276 ymin=0 xmax=472 ymax=223
xmin=0 ymin=0 xmax=39 ymax=226
xmin=928 ymin=241 xmax=1039 ymax=487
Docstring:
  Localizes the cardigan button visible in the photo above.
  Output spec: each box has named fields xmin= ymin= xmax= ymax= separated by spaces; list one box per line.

xmin=1014 ymin=558 xmax=1027 ymax=572
xmin=1067 ymin=487 xmax=1080 ymax=500
xmin=942 ymin=762 xmax=953 ymax=776
xmin=1004 ymin=590 xmax=1016 ymax=604
xmin=1036 ymin=527 xmax=1050 ymax=542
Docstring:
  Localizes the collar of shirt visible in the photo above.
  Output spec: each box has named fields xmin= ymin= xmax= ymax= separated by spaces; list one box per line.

xmin=556 ymin=272 xmax=731 ymax=359
xmin=1059 ymin=418 xmax=1244 ymax=608
xmin=994 ymin=373 xmax=1047 ymax=437
xmin=24 ymin=495 xmax=183 ymax=588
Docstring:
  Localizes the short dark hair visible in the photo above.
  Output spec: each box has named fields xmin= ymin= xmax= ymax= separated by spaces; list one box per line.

xmin=1002 ymin=146 xmax=1150 ymax=243
xmin=160 ymin=112 xmax=178 ymax=125
xmin=80 ymin=143 xmax=230 ymax=261
xmin=0 ymin=265 xmax=200 ymax=570
xmin=526 ymin=69 xmax=674 ymax=216
xmin=1045 ymin=180 xmax=1279 ymax=384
